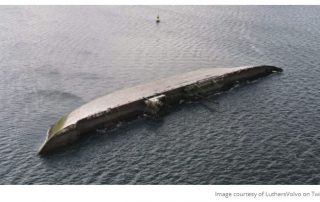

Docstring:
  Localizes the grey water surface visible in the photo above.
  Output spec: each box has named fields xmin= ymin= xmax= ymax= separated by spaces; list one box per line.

xmin=0 ymin=6 xmax=319 ymax=184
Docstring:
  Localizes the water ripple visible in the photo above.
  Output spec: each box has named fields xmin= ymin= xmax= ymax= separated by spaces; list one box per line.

xmin=0 ymin=6 xmax=320 ymax=184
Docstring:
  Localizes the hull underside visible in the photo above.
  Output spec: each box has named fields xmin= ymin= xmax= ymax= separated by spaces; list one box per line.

xmin=38 ymin=65 xmax=282 ymax=155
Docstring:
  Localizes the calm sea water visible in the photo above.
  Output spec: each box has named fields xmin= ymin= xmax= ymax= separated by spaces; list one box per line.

xmin=0 ymin=6 xmax=320 ymax=184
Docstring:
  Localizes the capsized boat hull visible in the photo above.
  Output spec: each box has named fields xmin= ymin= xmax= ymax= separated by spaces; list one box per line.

xmin=38 ymin=65 xmax=282 ymax=155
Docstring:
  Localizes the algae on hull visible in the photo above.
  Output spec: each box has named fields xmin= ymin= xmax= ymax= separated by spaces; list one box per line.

xmin=48 ymin=115 xmax=66 ymax=139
